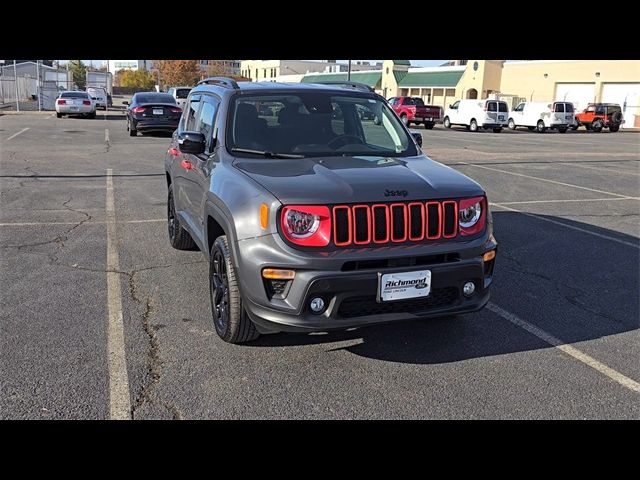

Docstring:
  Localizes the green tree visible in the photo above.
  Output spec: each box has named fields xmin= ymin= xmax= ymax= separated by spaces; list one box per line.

xmin=68 ymin=60 xmax=87 ymax=89
xmin=120 ymin=69 xmax=156 ymax=90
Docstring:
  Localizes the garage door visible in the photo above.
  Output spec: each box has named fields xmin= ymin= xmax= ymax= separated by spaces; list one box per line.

xmin=602 ymin=83 xmax=640 ymax=130
xmin=555 ymin=83 xmax=596 ymax=112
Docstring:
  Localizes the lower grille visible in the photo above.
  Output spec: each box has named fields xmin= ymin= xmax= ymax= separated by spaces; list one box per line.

xmin=337 ymin=287 xmax=460 ymax=318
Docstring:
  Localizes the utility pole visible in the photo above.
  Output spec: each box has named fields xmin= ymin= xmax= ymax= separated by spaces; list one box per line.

xmin=348 ymin=60 xmax=352 ymax=81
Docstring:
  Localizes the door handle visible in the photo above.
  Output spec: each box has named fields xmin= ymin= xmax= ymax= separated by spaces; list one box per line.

xmin=180 ymin=160 xmax=193 ymax=170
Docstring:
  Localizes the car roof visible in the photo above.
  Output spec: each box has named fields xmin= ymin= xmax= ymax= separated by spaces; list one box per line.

xmin=193 ymin=81 xmax=377 ymax=96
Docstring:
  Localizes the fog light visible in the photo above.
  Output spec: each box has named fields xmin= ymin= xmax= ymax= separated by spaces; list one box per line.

xmin=310 ymin=297 xmax=326 ymax=314
xmin=463 ymin=282 xmax=475 ymax=297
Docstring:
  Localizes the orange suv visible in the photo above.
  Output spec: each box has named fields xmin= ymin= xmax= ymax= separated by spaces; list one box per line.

xmin=573 ymin=103 xmax=623 ymax=132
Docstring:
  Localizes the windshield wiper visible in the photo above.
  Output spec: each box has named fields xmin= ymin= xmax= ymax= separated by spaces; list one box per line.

xmin=231 ymin=148 xmax=305 ymax=159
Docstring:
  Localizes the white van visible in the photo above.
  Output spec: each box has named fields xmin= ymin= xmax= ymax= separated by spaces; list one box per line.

xmin=166 ymin=86 xmax=192 ymax=110
xmin=508 ymin=101 xmax=575 ymax=133
xmin=443 ymin=99 xmax=509 ymax=133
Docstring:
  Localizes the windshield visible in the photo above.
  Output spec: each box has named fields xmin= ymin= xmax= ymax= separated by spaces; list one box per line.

xmin=175 ymin=88 xmax=191 ymax=99
xmin=61 ymin=92 xmax=89 ymax=99
xmin=227 ymin=93 xmax=416 ymax=157
xmin=137 ymin=94 xmax=175 ymax=104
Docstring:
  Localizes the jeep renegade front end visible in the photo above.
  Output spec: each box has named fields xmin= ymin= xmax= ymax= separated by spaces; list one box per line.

xmin=165 ymin=77 xmax=497 ymax=343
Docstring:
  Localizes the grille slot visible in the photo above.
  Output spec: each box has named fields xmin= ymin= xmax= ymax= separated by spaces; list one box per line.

xmin=333 ymin=200 xmax=458 ymax=247
xmin=337 ymin=287 xmax=460 ymax=318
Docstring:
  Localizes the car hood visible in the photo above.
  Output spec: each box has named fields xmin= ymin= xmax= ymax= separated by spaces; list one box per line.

xmin=233 ymin=155 xmax=485 ymax=204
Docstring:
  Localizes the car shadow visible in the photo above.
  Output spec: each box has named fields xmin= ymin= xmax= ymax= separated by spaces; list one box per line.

xmin=245 ymin=212 xmax=639 ymax=364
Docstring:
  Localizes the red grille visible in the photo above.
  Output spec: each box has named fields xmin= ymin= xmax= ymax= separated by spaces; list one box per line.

xmin=332 ymin=201 xmax=458 ymax=247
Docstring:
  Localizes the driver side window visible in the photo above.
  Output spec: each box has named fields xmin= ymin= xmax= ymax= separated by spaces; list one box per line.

xmin=514 ymin=103 xmax=524 ymax=112
xmin=451 ymin=101 xmax=460 ymax=110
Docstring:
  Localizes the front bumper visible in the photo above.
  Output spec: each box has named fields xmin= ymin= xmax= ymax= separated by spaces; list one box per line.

xmin=482 ymin=122 xmax=507 ymax=129
xmin=235 ymin=232 xmax=497 ymax=333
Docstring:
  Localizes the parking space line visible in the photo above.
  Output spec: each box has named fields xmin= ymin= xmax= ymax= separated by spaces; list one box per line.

xmin=487 ymin=303 xmax=640 ymax=393
xmin=48 ymin=113 xmax=56 ymax=119
xmin=463 ymin=162 xmax=631 ymax=198
xmin=560 ymin=162 xmax=640 ymax=176
xmin=496 ymin=197 xmax=639 ymax=205
xmin=106 ymin=168 xmax=132 ymax=420
xmin=0 ymin=219 xmax=165 ymax=227
xmin=492 ymin=202 xmax=640 ymax=249
xmin=6 ymin=128 xmax=29 ymax=141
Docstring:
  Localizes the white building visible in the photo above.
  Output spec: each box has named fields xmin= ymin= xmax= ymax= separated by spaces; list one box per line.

xmin=108 ymin=60 xmax=153 ymax=76
xmin=240 ymin=60 xmax=382 ymax=82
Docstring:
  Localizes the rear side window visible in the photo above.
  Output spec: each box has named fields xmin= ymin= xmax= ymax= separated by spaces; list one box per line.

xmin=554 ymin=103 xmax=565 ymax=113
xmin=61 ymin=92 xmax=89 ymax=99
xmin=486 ymin=102 xmax=497 ymax=112
xmin=608 ymin=105 xmax=621 ymax=113
xmin=413 ymin=98 xmax=425 ymax=106
xmin=498 ymin=102 xmax=508 ymax=112
xmin=595 ymin=105 xmax=605 ymax=115
xmin=565 ymin=103 xmax=574 ymax=113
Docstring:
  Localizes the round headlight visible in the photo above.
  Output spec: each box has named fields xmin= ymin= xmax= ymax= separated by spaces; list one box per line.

xmin=285 ymin=209 xmax=320 ymax=238
xmin=459 ymin=201 xmax=482 ymax=228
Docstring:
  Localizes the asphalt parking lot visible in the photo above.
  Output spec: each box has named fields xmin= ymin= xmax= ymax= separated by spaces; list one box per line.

xmin=1 ymin=109 xmax=639 ymax=419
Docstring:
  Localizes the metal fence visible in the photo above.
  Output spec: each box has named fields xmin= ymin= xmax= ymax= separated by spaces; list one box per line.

xmin=0 ymin=76 xmax=39 ymax=104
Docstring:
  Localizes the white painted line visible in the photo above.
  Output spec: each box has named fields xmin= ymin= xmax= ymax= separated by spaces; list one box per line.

xmin=0 ymin=219 xmax=165 ymax=227
xmin=495 ymin=197 xmax=639 ymax=206
xmin=560 ymin=162 xmax=640 ymax=176
xmin=491 ymin=202 xmax=640 ymax=249
xmin=463 ymin=162 xmax=632 ymax=199
xmin=6 ymin=127 xmax=29 ymax=141
xmin=48 ymin=113 xmax=56 ymax=119
xmin=106 ymin=168 xmax=132 ymax=420
xmin=487 ymin=303 xmax=640 ymax=393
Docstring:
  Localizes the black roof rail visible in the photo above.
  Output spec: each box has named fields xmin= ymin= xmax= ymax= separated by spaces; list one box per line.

xmin=312 ymin=81 xmax=375 ymax=93
xmin=197 ymin=76 xmax=240 ymax=89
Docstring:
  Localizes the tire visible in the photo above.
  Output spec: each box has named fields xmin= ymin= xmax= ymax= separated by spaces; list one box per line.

xmin=56 ymin=113 xmax=62 ymax=118
xmin=609 ymin=125 xmax=620 ymax=132
xmin=570 ymin=123 xmax=579 ymax=131
xmin=508 ymin=118 xmax=516 ymax=130
xmin=591 ymin=119 xmax=603 ymax=132
xmin=558 ymin=127 xmax=567 ymax=133
xmin=424 ymin=122 xmax=434 ymax=130
xmin=492 ymin=128 xmax=502 ymax=133
xmin=167 ymin=184 xmax=197 ymax=250
xmin=611 ymin=111 xmax=623 ymax=124
xmin=443 ymin=116 xmax=451 ymax=128
xmin=400 ymin=114 xmax=408 ymax=126
xmin=527 ymin=126 xmax=535 ymax=131
xmin=210 ymin=236 xmax=260 ymax=344
xmin=536 ymin=120 xmax=546 ymax=133
xmin=88 ymin=112 xmax=96 ymax=119
xmin=128 ymin=118 xmax=137 ymax=136
xmin=585 ymin=124 xmax=592 ymax=131
xmin=469 ymin=119 xmax=478 ymax=132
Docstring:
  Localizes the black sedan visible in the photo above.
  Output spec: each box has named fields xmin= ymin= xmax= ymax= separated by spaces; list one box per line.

xmin=124 ymin=92 xmax=182 ymax=137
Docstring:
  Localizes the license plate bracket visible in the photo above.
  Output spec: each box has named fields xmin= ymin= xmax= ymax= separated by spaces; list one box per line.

xmin=377 ymin=270 xmax=431 ymax=303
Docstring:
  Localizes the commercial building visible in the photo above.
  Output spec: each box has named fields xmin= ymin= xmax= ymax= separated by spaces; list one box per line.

xmin=199 ymin=60 xmax=241 ymax=75
xmin=240 ymin=60 xmax=381 ymax=82
xmin=297 ymin=60 xmax=640 ymax=129
xmin=108 ymin=60 xmax=154 ymax=76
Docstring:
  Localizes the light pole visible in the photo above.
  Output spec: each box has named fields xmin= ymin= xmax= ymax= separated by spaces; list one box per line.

xmin=348 ymin=60 xmax=352 ymax=81
xmin=14 ymin=60 xmax=19 ymax=112
xmin=36 ymin=59 xmax=41 ymax=111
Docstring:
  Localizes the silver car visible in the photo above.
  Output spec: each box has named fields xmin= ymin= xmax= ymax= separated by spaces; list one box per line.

xmin=166 ymin=86 xmax=191 ymax=110
xmin=56 ymin=91 xmax=96 ymax=118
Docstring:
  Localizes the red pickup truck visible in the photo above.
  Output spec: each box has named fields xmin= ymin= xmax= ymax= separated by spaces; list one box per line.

xmin=389 ymin=96 xmax=443 ymax=129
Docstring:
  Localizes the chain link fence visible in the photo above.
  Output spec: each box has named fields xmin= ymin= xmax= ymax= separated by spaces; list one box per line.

xmin=0 ymin=62 xmax=74 ymax=111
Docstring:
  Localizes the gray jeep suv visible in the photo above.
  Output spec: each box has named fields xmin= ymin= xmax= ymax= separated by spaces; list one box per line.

xmin=165 ymin=77 xmax=498 ymax=343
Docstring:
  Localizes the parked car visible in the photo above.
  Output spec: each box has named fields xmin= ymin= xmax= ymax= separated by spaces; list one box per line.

xmin=443 ymin=99 xmax=509 ymax=133
xmin=55 ymin=91 xmax=96 ymax=118
xmin=508 ymin=101 xmax=575 ymax=133
xmin=124 ymin=92 xmax=182 ymax=137
xmin=166 ymin=86 xmax=192 ymax=110
xmin=388 ymin=96 xmax=443 ymax=129
xmin=573 ymin=103 xmax=623 ymax=132
xmin=164 ymin=77 xmax=497 ymax=343
xmin=86 ymin=86 xmax=109 ymax=110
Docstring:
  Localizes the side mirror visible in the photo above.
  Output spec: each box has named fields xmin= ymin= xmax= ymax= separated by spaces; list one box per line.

xmin=411 ymin=132 xmax=423 ymax=147
xmin=449 ymin=104 xmax=453 ymax=108
xmin=178 ymin=131 xmax=206 ymax=155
